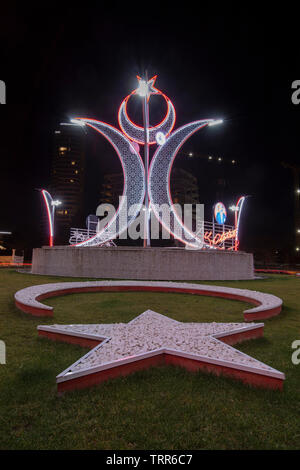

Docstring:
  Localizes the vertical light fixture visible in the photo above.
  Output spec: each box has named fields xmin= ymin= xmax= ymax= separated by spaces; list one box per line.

xmin=40 ymin=189 xmax=61 ymax=247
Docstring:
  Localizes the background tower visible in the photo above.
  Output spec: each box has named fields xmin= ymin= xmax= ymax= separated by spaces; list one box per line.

xmin=50 ymin=122 xmax=86 ymax=243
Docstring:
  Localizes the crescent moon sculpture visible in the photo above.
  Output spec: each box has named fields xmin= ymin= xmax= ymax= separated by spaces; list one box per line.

xmin=148 ymin=120 xmax=215 ymax=249
xmin=118 ymin=76 xmax=176 ymax=145
xmin=69 ymin=76 xmax=225 ymax=249
xmin=71 ymin=118 xmax=145 ymax=247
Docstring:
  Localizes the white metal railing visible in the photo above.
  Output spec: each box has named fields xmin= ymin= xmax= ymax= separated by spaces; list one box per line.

xmin=69 ymin=221 xmax=237 ymax=250
xmin=69 ymin=228 xmax=116 ymax=246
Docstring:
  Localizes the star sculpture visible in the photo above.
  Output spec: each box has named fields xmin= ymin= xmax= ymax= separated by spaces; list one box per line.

xmin=38 ymin=310 xmax=284 ymax=392
xmin=135 ymin=75 xmax=158 ymax=101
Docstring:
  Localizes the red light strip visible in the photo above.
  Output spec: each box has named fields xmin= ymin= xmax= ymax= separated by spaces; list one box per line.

xmin=235 ymin=196 xmax=246 ymax=251
xmin=41 ymin=190 xmax=54 ymax=247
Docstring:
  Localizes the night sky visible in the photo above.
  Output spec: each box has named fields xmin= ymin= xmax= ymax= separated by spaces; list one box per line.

xmin=0 ymin=5 xmax=299 ymax=257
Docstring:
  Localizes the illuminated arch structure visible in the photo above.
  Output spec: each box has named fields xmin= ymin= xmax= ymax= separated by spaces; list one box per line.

xmin=65 ymin=76 xmax=244 ymax=250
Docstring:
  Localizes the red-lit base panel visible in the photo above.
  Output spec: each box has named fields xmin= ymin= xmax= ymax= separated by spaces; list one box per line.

xmin=57 ymin=351 xmax=282 ymax=394
xmin=15 ymin=300 xmax=53 ymax=317
xmin=38 ymin=329 xmax=100 ymax=349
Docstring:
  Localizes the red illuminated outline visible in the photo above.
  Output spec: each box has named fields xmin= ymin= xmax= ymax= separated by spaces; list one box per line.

xmin=118 ymin=76 xmax=176 ymax=145
xmin=235 ymin=196 xmax=246 ymax=251
xmin=204 ymin=229 xmax=237 ymax=247
xmin=70 ymin=118 xmax=145 ymax=247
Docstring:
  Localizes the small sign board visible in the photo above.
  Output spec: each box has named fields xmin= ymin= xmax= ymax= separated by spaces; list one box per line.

xmin=214 ymin=202 xmax=227 ymax=224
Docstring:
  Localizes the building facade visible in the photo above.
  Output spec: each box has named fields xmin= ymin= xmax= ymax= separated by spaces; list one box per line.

xmin=49 ymin=123 xmax=86 ymax=243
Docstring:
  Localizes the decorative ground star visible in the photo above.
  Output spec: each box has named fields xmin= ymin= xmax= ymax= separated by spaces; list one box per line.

xmin=38 ymin=310 xmax=285 ymax=392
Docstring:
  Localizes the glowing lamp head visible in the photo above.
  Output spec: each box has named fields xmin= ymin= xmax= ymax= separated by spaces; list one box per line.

xmin=155 ymin=132 xmax=166 ymax=146
xmin=70 ymin=119 xmax=86 ymax=127
xmin=136 ymin=80 xmax=149 ymax=97
xmin=52 ymin=200 xmax=62 ymax=207
xmin=208 ymin=119 xmax=223 ymax=127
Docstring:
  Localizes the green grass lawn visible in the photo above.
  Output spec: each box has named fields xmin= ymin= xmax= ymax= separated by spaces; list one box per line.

xmin=0 ymin=269 xmax=299 ymax=449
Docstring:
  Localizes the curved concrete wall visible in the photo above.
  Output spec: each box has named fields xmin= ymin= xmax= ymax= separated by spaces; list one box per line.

xmin=31 ymin=246 xmax=254 ymax=280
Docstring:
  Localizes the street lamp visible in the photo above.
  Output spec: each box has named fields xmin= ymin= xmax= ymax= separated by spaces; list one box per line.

xmin=37 ymin=189 xmax=62 ymax=247
xmin=230 ymin=196 xmax=250 ymax=251
xmin=70 ymin=119 xmax=86 ymax=127
xmin=52 ymin=200 xmax=62 ymax=207
xmin=208 ymin=119 xmax=223 ymax=126
xmin=137 ymin=73 xmax=153 ymax=247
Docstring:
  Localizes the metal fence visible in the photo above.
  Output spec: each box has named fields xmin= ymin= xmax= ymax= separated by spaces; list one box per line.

xmin=69 ymin=221 xmax=237 ymax=250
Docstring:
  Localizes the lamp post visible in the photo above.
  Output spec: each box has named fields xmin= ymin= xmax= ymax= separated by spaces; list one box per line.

xmin=137 ymin=73 xmax=151 ymax=247
xmin=51 ymin=198 xmax=62 ymax=246
xmin=230 ymin=195 xmax=249 ymax=251
xmin=37 ymin=189 xmax=61 ymax=247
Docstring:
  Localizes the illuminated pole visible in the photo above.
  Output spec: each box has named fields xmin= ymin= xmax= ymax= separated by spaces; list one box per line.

xmin=230 ymin=196 xmax=248 ymax=251
xmin=37 ymin=189 xmax=61 ymax=247
xmin=142 ymin=71 xmax=151 ymax=247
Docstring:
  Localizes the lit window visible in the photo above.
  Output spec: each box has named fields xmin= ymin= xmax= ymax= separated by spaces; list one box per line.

xmin=71 ymin=161 xmax=76 ymax=165
xmin=75 ymin=170 xmax=78 ymax=174
xmin=64 ymin=210 xmax=68 ymax=215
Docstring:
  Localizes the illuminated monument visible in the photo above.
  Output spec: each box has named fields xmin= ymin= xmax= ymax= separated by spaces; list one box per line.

xmin=32 ymin=76 xmax=254 ymax=280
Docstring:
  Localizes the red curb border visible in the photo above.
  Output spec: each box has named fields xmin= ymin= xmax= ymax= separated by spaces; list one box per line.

xmin=15 ymin=300 xmax=52 ymax=317
xmin=38 ymin=329 xmax=101 ymax=348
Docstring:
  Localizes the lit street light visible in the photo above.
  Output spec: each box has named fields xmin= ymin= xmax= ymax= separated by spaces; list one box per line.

xmin=208 ymin=119 xmax=223 ymax=126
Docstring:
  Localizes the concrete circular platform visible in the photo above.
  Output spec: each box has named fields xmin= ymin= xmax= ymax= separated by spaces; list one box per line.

xmin=31 ymin=246 xmax=254 ymax=280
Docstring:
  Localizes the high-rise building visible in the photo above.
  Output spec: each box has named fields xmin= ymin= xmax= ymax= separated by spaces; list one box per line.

xmin=49 ymin=123 xmax=86 ymax=243
xmin=170 ymin=168 xmax=199 ymax=207
xmin=100 ymin=173 xmax=124 ymax=209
